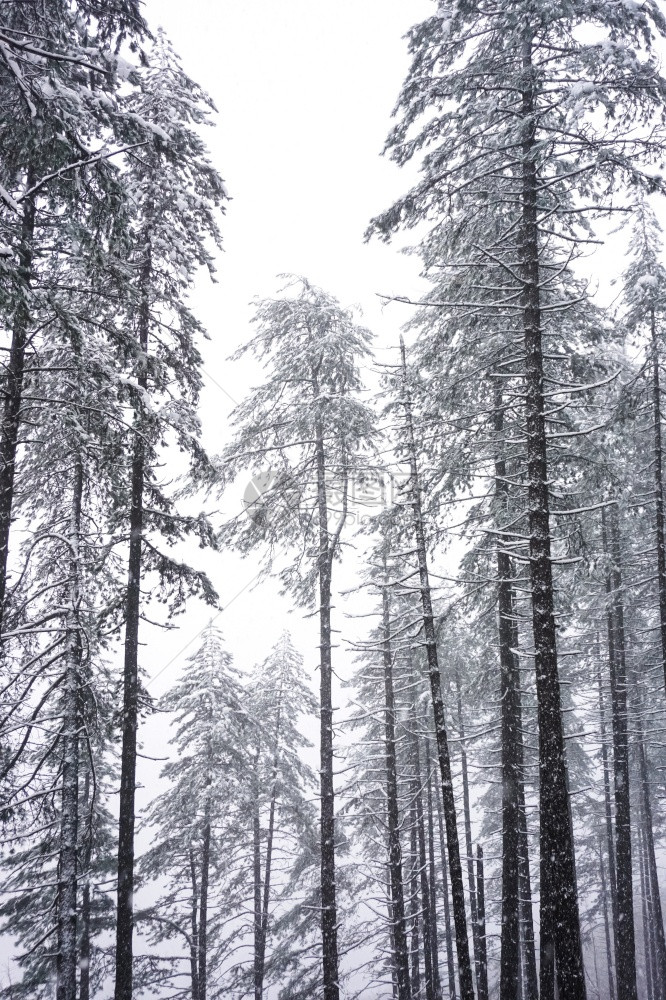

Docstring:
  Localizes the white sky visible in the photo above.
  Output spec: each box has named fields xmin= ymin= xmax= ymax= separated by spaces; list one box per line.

xmin=137 ymin=0 xmax=432 ymax=699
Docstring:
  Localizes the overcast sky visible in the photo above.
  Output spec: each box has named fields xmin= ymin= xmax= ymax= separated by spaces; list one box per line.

xmin=136 ymin=0 xmax=432 ymax=699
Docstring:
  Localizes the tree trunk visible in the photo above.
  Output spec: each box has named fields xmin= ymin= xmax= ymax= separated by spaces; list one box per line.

xmin=253 ymin=758 xmax=263 ymax=1000
xmin=520 ymin=31 xmax=586 ymax=999
xmin=382 ymin=575 xmax=411 ymax=1000
xmin=597 ymin=652 xmax=618 ymax=996
xmin=434 ymin=773 xmax=457 ymax=1000
xmin=313 ymin=376 xmax=340 ymax=1000
xmin=475 ymin=847 xmax=488 ymax=1000
xmin=603 ymin=505 xmax=638 ymax=1000
xmin=598 ymin=832 xmax=616 ymax=1000
xmin=650 ymin=305 xmax=666 ymax=699
xmin=411 ymin=709 xmax=436 ymax=1000
xmin=79 ymin=773 xmax=92 ymax=1000
xmin=255 ymin=702 xmax=282 ymax=999
xmin=399 ymin=336 xmax=475 ymax=1000
xmin=638 ymin=816 xmax=656 ymax=1000
xmin=189 ymin=849 xmax=200 ymax=1000
xmin=198 ymin=802 xmax=211 ymax=1000
xmin=0 ymin=176 xmax=36 ymax=637
xmin=454 ymin=666 xmax=480 ymax=999
xmin=635 ymin=716 xmax=666 ymax=998
xmin=114 ymin=240 xmax=151 ymax=1000
xmin=410 ymin=798 xmax=422 ymax=999
xmin=425 ymin=738 xmax=443 ymax=1000
xmin=57 ymin=451 xmax=84 ymax=1000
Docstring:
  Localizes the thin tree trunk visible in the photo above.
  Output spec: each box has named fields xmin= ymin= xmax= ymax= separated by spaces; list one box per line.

xmin=411 ymin=713 xmax=436 ymax=1000
xmin=597 ymin=652 xmax=618 ymax=993
xmin=255 ymin=695 xmax=282 ymax=999
xmin=599 ymin=832 xmax=616 ymax=1000
xmin=495 ymin=385 xmax=521 ymax=1000
xmin=79 ymin=772 xmax=92 ymax=1000
xmin=313 ymin=371 xmax=340 ymax=1000
xmin=637 ymin=816 xmax=655 ymax=1000
xmin=0 ymin=175 xmax=36 ymax=637
xmin=650 ymin=304 xmax=666 ymax=700
xmin=198 ymin=800 xmax=211 ymax=1000
xmin=399 ymin=335 xmax=475 ymax=1000
xmin=434 ymin=772 xmax=457 ymax=1000
xmin=513 ymin=616 xmax=538 ymax=1000
xmin=410 ymin=799 xmax=422 ymax=999
xmin=603 ymin=505 xmax=638 ymax=1000
xmin=520 ymin=31 xmax=586 ymax=999
xmin=636 ymin=716 xmax=666 ymax=998
xmin=454 ymin=666 xmax=480 ymax=998
xmin=425 ymin=738 xmax=443 ymax=1000
xmin=253 ymin=757 xmax=263 ymax=1000
xmin=189 ymin=849 xmax=200 ymax=1000
xmin=57 ymin=450 xmax=84 ymax=1000
xmin=475 ymin=846 xmax=488 ymax=1000
xmin=382 ymin=573 xmax=411 ymax=1000
xmin=114 ymin=239 xmax=151 ymax=1000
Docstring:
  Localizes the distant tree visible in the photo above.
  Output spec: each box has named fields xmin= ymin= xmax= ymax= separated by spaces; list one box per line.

xmin=219 ymin=275 xmax=376 ymax=1000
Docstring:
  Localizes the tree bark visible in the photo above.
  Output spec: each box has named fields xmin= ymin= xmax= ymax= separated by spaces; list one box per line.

xmin=79 ymin=773 xmax=92 ymax=1000
xmin=381 ymin=575 xmax=411 ymax=1000
xmin=0 ymin=175 xmax=36 ymax=638
xmin=650 ymin=305 xmax=666 ymax=699
xmin=635 ymin=717 xmax=666 ymax=999
xmin=495 ymin=386 xmax=522 ymax=1000
xmin=198 ymin=801 xmax=211 ymax=1000
xmin=189 ymin=849 xmax=200 ymax=1000
xmin=475 ymin=846 xmax=488 ymax=1000
xmin=56 ymin=450 xmax=84 ymax=1000
xmin=520 ymin=30 xmax=586 ymax=999
xmin=410 ymin=709 xmax=436 ymax=1000
xmin=410 ymin=798 xmax=422 ymax=999
xmin=313 ymin=370 xmax=340 ymax=1000
xmin=434 ymin=773 xmax=457 ymax=1000
xmin=597 ymin=652 xmax=618 ymax=996
xmin=114 ymin=239 xmax=151 ymax=1000
xmin=399 ymin=335 xmax=475 ymax=1000
xmin=603 ymin=505 xmax=638 ymax=1000
xmin=454 ymin=666 xmax=480 ymax=999
xmin=598 ymin=832 xmax=616 ymax=1000
xmin=425 ymin=738 xmax=443 ymax=1000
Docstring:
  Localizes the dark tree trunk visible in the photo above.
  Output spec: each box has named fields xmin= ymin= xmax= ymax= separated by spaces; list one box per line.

xmin=198 ymin=805 xmax=211 ymax=1000
xmin=253 ymin=760 xmax=263 ymax=1000
xmin=597 ymin=653 xmax=618 ymax=997
xmin=454 ymin=667 xmax=480 ymax=999
xmin=114 ymin=241 xmax=151 ymax=1000
xmin=598 ymin=833 xmax=616 ymax=1000
xmin=603 ymin=506 xmax=638 ymax=1000
xmin=57 ymin=451 xmax=84 ymax=1000
xmin=495 ymin=387 xmax=522 ymax=1000
xmin=411 ymin=710 xmax=436 ymax=1000
xmin=399 ymin=336 xmax=475 ymax=1000
xmin=425 ymin=738 xmax=443 ymax=1000
xmin=638 ymin=817 xmax=656 ymax=1000
xmin=313 ymin=377 xmax=340 ymax=1000
xmin=475 ymin=847 xmax=488 ymax=1000
xmin=189 ymin=849 xmax=200 ymax=1000
xmin=79 ymin=772 xmax=92 ymax=1000
xmin=650 ymin=306 xmax=666 ymax=699
xmin=410 ymin=799 xmax=422 ymax=999
xmin=0 ymin=177 xmax=36 ymax=638
xmin=255 ymin=705 xmax=282 ymax=1000
xmin=434 ymin=774 xmax=458 ymax=1000
xmin=382 ymin=576 xmax=411 ymax=1000
xmin=520 ymin=32 xmax=586 ymax=999
xmin=636 ymin=718 xmax=666 ymax=998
